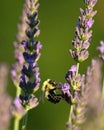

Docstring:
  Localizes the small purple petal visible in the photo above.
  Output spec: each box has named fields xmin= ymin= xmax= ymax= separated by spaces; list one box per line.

xmin=12 ymin=97 xmax=25 ymax=118
xmin=14 ymin=97 xmax=23 ymax=109
xmin=86 ymin=19 xmax=94 ymax=28
xmin=35 ymin=42 xmax=42 ymax=54
xmin=97 ymin=41 xmax=104 ymax=53
xmin=59 ymin=82 xmax=70 ymax=96
xmin=70 ymin=65 xmax=77 ymax=72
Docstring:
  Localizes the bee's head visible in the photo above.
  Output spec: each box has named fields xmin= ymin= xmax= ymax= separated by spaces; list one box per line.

xmin=42 ymin=79 xmax=56 ymax=92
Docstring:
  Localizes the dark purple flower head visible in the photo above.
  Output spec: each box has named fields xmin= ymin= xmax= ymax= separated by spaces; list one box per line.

xmin=17 ymin=0 xmax=42 ymax=109
xmin=27 ymin=12 xmax=40 ymax=28
xmin=26 ymin=27 xmax=38 ymax=38
xmin=97 ymin=41 xmax=104 ymax=60
xmin=20 ymin=74 xmax=37 ymax=94
xmin=23 ymin=52 xmax=37 ymax=64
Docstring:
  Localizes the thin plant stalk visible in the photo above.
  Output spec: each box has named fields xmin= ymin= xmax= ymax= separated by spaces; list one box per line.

xmin=76 ymin=63 xmax=80 ymax=77
xmin=16 ymin=87 xmax=21 ymax=97
xmin=13 ymin=85 xmax=22 ymax=130
xmin=22 ymin=111 xmax=28 ymax=130
xmin=14 ymin=117 xmax=20 ymax=130
xmin=67 ymin=105 xmax=73 ymax=130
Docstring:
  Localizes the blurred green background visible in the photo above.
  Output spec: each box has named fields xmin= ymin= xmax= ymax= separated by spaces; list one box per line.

xmin=0 ymin=0 xmax=104 ymax=130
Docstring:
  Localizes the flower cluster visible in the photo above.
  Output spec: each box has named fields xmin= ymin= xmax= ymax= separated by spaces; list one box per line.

xmin=11 ymin=1 xmax=42 ymax=130
xmin=70 ymin=0 xmax=97 ymax=62
xmin=65 ymin=0 xmax=98 ymax=129
xmin=65 ymin=67 xmax=86 ymax=130
xmin=65 ymin=65 xmax=85 ymax=92
xmin=80 ymin=59 xmax=103 ymax=130
xmin=18 ymin=0 xmax=42 ymax=110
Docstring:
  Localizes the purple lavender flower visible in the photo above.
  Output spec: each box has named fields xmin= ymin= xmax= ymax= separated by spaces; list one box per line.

xmin=0 ymin=64 xmax=12 ymax=130
xmin=65 ymin=65 xmax=84 ymax=92
xmin=97 ymin=41 xmax=104 ymax=60
xmin=66 ymin=59 xmax=102 ymax=130
xmin=66 ymin=73 xmax=87 ymax=130
xmin=61 ymin=83 xmax=70 ymax=95
xmin=85 ymin=59 xmax=102 ymax=115
xmin=80 ymin=59 xmax=103 ymax=130
xmin=65 ymin=65 xmax=77 ymax=81
xmin=58 ymin=82 xmax=72 ymax=104
xmin=18 ymin=0 xmax=42 ymax=109
xmin=65 ymin=1 xmax=98 ymax=129
xmin=70 ymin=0 xmax=97 ymax=62
xmin=12 ymin=97 xmax=25 ymax=119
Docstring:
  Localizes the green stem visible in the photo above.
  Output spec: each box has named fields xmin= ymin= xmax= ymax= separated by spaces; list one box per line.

xmin=22 ymin=111 xmax=28 ymax=130
xmin=14 ymin=86 xmax=21 ymax=130
xmin=67 ymin=105 xmax=73 ymax=130
xmin=76 ymin=62 xmax=80 ymax=77
xmin=16 ymin=87 xmax=21 ymax=97
xmin=14 ymin=117 xmax=20 ymax=130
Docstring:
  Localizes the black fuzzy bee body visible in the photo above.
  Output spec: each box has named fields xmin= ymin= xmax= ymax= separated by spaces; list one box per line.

xmin=42 ymin=79 xmax=62 ymax=104
xmin=48 ymin=89 xmax=62 ymax=103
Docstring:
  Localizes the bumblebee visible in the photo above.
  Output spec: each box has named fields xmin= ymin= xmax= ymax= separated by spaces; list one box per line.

xmin=42 ymin=79 xmax=62 ymax=104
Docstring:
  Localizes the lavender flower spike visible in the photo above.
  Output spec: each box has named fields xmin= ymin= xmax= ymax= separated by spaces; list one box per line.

xmin=97 ymin=41 xmax=104 ymax=60
xmin=19 ymin=0 xmax=42 ymax=109
xmin=70 ymin=0 xmax=97 ymax=62
xmin=11 ymin=3 xmax=29 ymax=130
xmin=0 ymin=64 xmax=12 ymax=130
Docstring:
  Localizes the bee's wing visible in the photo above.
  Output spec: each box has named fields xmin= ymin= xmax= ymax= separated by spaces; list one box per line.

xmin=39 ymin=91 xmax=45 ymax=103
